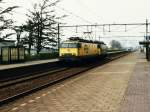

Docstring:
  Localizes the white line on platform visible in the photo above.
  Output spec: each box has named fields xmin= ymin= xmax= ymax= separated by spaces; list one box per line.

xmin=61 ymin=85 xmax=65 ymax=87
xmin=56 ymin=86 xmax=61 ymax=89
xmin=52 ymin=89 xmax=56 ymax=92
xmin=20 ymin=103 xmax=27 ymax=107
xmin=42 ymin=94 xmax=47 ymax=96
xmin=11 ymin=107 xmax=18 ymax=111
xmin=35 ymin=97 xmax=41 ymax=100
xmin=47 ymin=91 xmax=51 ymax=94
xmin=91 ymin=71 xmax=130 ymax=74
xmin=28 ymin=100 xmax=35 ymax=103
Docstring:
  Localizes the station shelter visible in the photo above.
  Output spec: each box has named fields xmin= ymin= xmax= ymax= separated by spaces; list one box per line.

xmin=139 ymin=41 xmax=150 ymax=61
xmin=0 ymin=40 xmax=25 ymax=64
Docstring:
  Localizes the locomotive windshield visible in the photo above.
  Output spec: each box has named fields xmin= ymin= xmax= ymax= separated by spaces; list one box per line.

xmin=60 ymin=43 xmax=68 ymax=48
xmin=60 ymin=43 xmax=80 ymax=48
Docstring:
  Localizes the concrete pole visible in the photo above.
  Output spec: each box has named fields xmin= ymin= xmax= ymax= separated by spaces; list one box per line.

xmin=145 ymin=19 xmax=149 ymax=60
xmin=58 ymin=23 xmax=60 ymax=53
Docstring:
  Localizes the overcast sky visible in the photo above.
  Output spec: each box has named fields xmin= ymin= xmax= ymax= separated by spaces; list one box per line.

xmin=5 ymin=0 xmax=150 ymax=24
xmin=4 ymin=0 xmax=150 ymax=47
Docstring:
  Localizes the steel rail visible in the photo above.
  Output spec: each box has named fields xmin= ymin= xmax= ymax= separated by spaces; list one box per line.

xmin=0 ymin=52 xmax=130 ymax=105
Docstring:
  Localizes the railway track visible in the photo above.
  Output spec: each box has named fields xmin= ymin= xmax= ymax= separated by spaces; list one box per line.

xmin=0 ymin=51 xmax=130 ymax=105
xmin=0 ymin=61 xmax=62 ymax=82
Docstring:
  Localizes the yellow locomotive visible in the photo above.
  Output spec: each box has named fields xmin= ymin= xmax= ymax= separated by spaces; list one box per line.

xmin=59 ymin=37 xmax=107 ymax=61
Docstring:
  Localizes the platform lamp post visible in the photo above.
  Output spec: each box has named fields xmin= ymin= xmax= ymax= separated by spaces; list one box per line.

xmin=99 ymin=36 xmax=101 ymax=41
xmin=57 ymin=23 xmax=60 ymax=53
xmin=145 ymin=19 xmax=149 ymax=60
xmin=56 ymin=15 xmax=68 ymax=53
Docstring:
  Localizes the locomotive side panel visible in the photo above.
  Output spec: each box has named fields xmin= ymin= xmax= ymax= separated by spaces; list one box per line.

xmin=78 ymin=42 xmax=99 ymax=57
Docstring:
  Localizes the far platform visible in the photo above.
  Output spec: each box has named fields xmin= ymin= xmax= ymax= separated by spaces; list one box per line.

xmin=1 ymin=52 xmax=150 ymax=112
xmin=0 ymin=58 xmax=58 ymax=70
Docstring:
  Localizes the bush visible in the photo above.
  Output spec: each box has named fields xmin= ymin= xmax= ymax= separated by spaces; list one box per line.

xmin=25 ymin=52 xmax=59 ymax=61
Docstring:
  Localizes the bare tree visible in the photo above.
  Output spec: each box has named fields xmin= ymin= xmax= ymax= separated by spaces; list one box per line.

xmin=0 ymin=0 xmax=18 ymax=39
xmin=24 ymin=0 xmax=61 ymax=54
xmin=13 ymin=25 xmax=24 ymax=45
xmin=21 ymin=20 xmax=35 ymax=54
xmin=110 ymin=40 xmax=122 ymax=50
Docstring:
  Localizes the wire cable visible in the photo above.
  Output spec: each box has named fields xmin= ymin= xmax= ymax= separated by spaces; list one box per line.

xmin=55 ymin=5 xmax=94 ymax=24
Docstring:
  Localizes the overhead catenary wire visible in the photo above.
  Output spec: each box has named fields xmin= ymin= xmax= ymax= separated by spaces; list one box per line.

xmin=55 ymin=5 xmax=94 ymax=24
xmin=125 ymin=25 xmax=144 ymax=32
xmin=60 ymin=23 xmax=150 ymax=28
xmin=60 ymin=22 xmax=149 ymax=38
xmin=100 ymin=35 xmax=144 ymax=38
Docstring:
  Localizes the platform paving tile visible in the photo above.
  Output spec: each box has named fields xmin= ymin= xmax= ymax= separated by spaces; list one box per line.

xmin=0 ymin=53 xmax=137 ymax=112
xmin=120 ymin=55 xmax=150 ymax=112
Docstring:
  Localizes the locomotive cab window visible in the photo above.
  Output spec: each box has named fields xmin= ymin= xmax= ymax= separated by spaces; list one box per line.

xmin=68 ymin=43 xmax=78 ymax=48
xmin=60 ymin=43 xmax=68 ymax=48
xmin=60 ymin=43 xmax=81 ymax=48
xmin=77 ymin=43 xmax=81 ymax=48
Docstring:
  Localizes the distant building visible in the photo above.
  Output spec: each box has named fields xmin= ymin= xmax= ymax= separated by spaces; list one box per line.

xmin=0 ymin=40 xmax=15 ymax=56
xmin=145 ymin=36 xmax=150 ymax=40
xmin=0 ymin=40 xmax=15 ymax=48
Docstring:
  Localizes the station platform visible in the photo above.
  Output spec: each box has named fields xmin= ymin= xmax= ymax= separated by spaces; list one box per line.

xmin=0 ymin=59 xmax=58 ymax=70
xmin=0 ymin=52 xmax=150 ymax=112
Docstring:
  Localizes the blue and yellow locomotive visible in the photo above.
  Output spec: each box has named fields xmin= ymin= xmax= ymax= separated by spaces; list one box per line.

xmin=59 ymin=37 xmax=107 ymax=61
